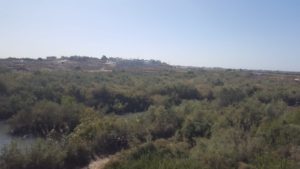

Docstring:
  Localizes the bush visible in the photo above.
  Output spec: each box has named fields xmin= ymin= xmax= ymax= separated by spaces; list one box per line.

xmin=69 ymin=115 xmax=130 ymax=155
xmin=105 ymin=141 xmax=199 ymax=169
xmin=218 ymin=88 xmax=246 ymax=107
xmin=157 ymin=84 xmax=203 ymax=102
xmin=9 ymin=100 xmax=82 ymax=136
xmin=180 ymin=119 xmax=211 ymax=145
xmin=88 ymin=86 xmax=150 ymax=114
xmin=255 ymin=151 xmax=298 ymax=169
xmin=263 ymin=123 xmax=300 ymax=146
xmin=0 ymin=80 xmax=7 ymax=95
xmin=145 ymin=106 xmax=181 ymax=139
xmin=281 ymin=90 xmax=300 ymax=106
xmin=0 ymin=140 xmax=66 ymax=169
xmin=0 ymin=142 xmax=26 ymax=169
xmin=64 ymin=139 xmax=92 ymax=169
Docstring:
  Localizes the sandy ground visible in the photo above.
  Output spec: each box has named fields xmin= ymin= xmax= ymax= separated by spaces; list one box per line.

xmin=82 ymin=157 xmax=110 ymax=169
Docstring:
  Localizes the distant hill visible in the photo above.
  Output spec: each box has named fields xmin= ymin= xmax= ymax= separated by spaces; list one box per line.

xmin=1 ymin=56 xmax=299 ymax=78
xmin=0 ymin=56 xmax=171 ymax=72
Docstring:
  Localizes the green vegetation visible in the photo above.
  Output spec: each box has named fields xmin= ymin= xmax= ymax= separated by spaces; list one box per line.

xmin=0 ymin=68 xmax=299 ymax=169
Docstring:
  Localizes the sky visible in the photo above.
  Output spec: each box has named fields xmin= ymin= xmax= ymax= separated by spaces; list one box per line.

xmin=0 ymin=0 xmax=300 ymax=71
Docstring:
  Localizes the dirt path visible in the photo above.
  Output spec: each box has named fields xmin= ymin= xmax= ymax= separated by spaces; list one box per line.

xmin=82 ymin=157 xmax=110 ymax=169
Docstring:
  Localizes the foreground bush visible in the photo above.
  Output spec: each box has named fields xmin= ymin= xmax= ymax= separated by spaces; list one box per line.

xmin=0 ymin=140 xmax=66 ymax=169
xmin=9 ymin=99 xmax=82 ymax=136
xmin=105 ymin=141 xmax=201 ymax=169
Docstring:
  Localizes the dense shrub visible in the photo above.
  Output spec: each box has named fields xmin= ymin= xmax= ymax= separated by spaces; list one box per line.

xmin=64 ymin=139 xmax=92 ymax=169
xmin=157 ymin=84 xmax=203 ymax=102
xmin=0 ymin=80 xmax=7 ymax=95
xmin=69 ymin=115 xmax=130 ymax=155
xmin=180 ymin=119 xmax=211 ymax=145
xmin=0 ymin=98 xmax=12 ymax=119
xmin=145 ymin=106 xmax=181 ymax=139
xmin=218 ymin=88 xmax=246 ymax=106
xmin=0 ymin=140 xmax=66 ymax=169
xmin=281 ymin=90 xmax=300 ymax=106
xmin=105 ymin=141 xmax=199 ymax=169
xmin=0 ymin=67 xmax=299 ymax=169
xmin=89 ymin=86 xmax=150 ymax=114
xmin=9 ymin=99 xmax=82 ymax=136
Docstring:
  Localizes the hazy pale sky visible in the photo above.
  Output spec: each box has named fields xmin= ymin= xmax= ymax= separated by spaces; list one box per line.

xmin=0 ymin=0 xmax=300 ymax=71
